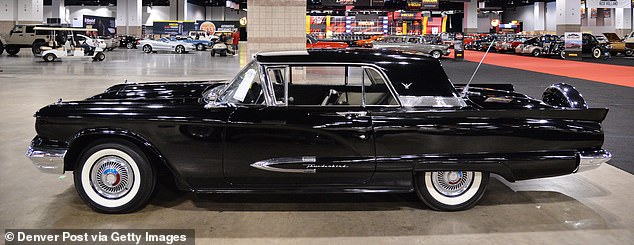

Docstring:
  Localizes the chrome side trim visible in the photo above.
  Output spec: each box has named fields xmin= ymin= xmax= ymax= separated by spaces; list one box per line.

xmin=25 ymin=145 xmax=66 ymax=174
xmin=250 ymin=157 xmax=317 ymax=174
xmin=576 ymin=149 xmax=612 ymax=173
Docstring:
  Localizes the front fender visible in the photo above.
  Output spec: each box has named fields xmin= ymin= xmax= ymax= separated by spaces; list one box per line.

xmin=64 ymin=128 xmax=190 ymax=189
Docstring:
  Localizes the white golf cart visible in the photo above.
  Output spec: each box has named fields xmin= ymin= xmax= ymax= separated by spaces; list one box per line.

xmin=34 ymin=27 xmax=105 ymax=62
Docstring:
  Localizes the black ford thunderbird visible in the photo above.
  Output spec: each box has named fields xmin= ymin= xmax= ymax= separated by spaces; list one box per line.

xmin=27 ymin=49 xmax=611 ymax=213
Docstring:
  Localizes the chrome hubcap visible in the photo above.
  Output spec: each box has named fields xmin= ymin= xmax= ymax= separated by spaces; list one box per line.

xmin=90 ymin=156 xmax=134 ymax=199
xmin=431 ymin=171 xmax=473 ymax=197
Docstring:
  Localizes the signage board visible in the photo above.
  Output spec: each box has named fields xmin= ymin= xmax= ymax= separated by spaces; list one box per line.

xmin=421 ymin=0 xmax=439 ymax=9
xmin=322 ymin=0 xmax=384 ymax=6
xmin=83 ymin=15 xmax=116 ymax=36
xmin=153 ymin=21 xmax=195 ymax=35
xmin=407 ymin=0 xmax=422 ymax=9
xmin=586 ymin=0 xmax=631 ymax=8
xmin=564 ymin=32 xmax=582 ymax=60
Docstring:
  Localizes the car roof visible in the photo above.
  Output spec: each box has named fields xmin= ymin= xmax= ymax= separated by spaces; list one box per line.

xmin=255 ymin=49 xmax=439 ymax=65
xmin=255 ymin=49 xmax=458 ymax=98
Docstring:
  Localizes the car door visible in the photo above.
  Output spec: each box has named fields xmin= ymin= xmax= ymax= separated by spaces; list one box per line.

xmin=223 ymin=64 xmax=376 ymax=186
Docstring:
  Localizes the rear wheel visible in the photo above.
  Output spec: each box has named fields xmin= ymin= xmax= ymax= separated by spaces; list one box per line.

xmin=126 ymin=42 xmax=134 ymax=49
xmin=415 ymin=170 xmax=489 ymax=211
xmin=6 ymin=46 xmax=20 ymax=55
xmin=196 ymin=43 xmax=204 ymax=51
xmin=74 ymin=140 xmax=156 ymax=213
xmin=0 ymin=42 xmax=4 ymax=55
xmin=625 ymin=49 xmax=633 ymax=57
xmin=95 ymin=52 xmax=105 ymax=61
xmin=142 ymin=45 xmax=152 ymax=53
xmin=32 ymin=42 xmax=46 ymax=55
xmin=210 ymin=50 xmax=216 ymax=56
xmin=532 ymin=49 xmax=541 ymax=57
xmin=43 ymin=53 xmax=56 ymax=62
xmin=560 ymin=51 xmax=566 ymax=59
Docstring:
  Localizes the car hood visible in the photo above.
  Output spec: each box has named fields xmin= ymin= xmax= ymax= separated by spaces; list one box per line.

xmin=86 ymin=80 xmax=227 ymax=101
xmin=602 ymin=33 xmax=622 ymax=43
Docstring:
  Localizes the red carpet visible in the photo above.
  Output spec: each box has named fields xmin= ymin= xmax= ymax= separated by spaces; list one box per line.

xmin=463 ymin=50 xmax=634 ymax=88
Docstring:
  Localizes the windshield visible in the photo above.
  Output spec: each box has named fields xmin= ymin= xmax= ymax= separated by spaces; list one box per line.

xmin=217 ymin=61 xmax=263 ymax=104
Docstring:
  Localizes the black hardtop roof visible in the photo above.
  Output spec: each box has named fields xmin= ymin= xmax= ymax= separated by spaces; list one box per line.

xmin=255 ymin=49 xmax=458 ymax=97
xmin=255 ymin=49 xmax=441 ymax=66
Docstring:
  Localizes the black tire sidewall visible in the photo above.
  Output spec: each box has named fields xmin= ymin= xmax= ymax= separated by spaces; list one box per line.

xmin=414 ymin=171 xmax=489 ymax=211
xmin=592 ymin=48 xmax=601 ymax=59
xmin=532 ymin=49 xmax=541 ymax=57
xmin=44 ymin=54 xmax=55 ymax=62
xmin=431 ymin=50 xmax=441 ymax=59
xmin=176 ymin=45 xmax=184 ymax=54
xmin=143 ymin=45 xmax=152 ymax=53
xmin=73 ymin=140 xmax=156 ymax=214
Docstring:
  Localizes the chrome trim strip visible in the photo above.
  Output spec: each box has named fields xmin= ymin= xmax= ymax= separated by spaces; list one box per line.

xmin=250 ymin=157 xmax=317 ymax=174
xmin=25 ymin=145 xmax=66 ymax=174
xmin=576 ymin=149 xmax=611 ymax=173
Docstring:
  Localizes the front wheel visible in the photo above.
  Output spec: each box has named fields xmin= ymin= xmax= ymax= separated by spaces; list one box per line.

xmin=6 ymin=46 xmax=20 ymax=55
xmin=532 ymin=49 xmax=541 ymax=57
xmin=126 ymin=42 xmax=134 ymax=49
xmin=415 ymin=171 xmax=489 ymax=211
xmin=210 ymin=50 xmax=215 ymax=56
xmin=196 ymin=43 xmax=204 ymax=51
xmin=625 ymin=49 xmax=633 ymax=57
xmin=74 ymin=141 xmax=156 ymax=213
xmin=430 ymin=50 xmax=442 ymax=59
xmin=175 ymin=45 xmax=185 ymax=54
xmin=142 ymin=45 xmax=152 ymax=53
xmin=592 ymin=47 xmax=602 ymax=59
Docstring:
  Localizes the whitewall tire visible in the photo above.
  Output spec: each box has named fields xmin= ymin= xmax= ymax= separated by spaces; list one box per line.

xmin=415 ymin=170 xmax=489 ymax=211
xmin=74 ymin=141 xmax=156 ymax=213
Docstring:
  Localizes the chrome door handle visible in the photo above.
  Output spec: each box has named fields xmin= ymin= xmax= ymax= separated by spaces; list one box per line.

xmin=336 ymin=111 xmax=367 ymax=118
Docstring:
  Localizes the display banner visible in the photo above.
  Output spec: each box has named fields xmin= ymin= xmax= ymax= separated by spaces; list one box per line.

xmin=454 ymin=32 xmax=464 ymax=61
xmin=196 ymin=20 xmax=240 ymax=34
xmin=407 ymin=0 xmax=422 ymax=9
xmin=322 ymin=0 xmax=384 ymax=7
xmin=564 ymin=32 xmax=582 ymax=60
xmin=83 ymin=15 xmax=116 ymax=36
xmin=586 ymin=0 xmax=631 ymax=8
xmin=421 ymin=0 xmax=439 ymax=9
xmin=153 ymin=21 xmax=195 ymax=35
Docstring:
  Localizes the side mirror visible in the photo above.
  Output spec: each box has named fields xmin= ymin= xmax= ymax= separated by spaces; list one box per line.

xmin=203 ymin=85 xmax=227 ymax=109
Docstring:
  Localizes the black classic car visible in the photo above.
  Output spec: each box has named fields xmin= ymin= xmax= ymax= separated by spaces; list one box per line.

xmin=27 ymin=49 xmax=611 ymax=213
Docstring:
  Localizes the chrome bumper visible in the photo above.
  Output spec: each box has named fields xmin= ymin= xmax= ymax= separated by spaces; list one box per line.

xmin=25 ymin=144 xmax=67 ymax=174
xmin=576 ymin=149 xmax=612 ymax=173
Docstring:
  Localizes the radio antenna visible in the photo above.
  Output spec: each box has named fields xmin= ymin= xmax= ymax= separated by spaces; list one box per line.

xmin=461 ymin=36 xmax=496 ymax=97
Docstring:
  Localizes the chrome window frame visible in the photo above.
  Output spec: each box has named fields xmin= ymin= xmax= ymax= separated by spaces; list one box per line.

xmin=259 ymin=62 xmax=402 ymax=108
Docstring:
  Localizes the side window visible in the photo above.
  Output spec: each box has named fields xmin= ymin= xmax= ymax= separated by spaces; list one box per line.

xmin=11 ymin=26 xmax=24 ymax=34
xmin=25 ymin=26 xmax=35 ymax=33
xmin=268 ymin=65 xmax=397 ymax=107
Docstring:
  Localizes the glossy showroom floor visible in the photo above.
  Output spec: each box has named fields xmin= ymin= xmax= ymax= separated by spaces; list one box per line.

xmin=1 ymin=47 xmax=633 ymax=244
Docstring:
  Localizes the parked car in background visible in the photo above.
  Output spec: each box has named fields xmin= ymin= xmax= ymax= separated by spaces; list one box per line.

xmin=306 ymin=35 xmax=349 ymax=49
xmin=99 ymin=36 xmax=120 ymax=51
xmin=119 ymin=35 xmax=139 ymax=49
xmin=515 ymin=35 xmax=563 ymax=57
xmin=138 ymin=37 xmax=196 ymax=54
xmin=602 ymin=33 xmax=632 ymax=56
xmin=355 ymin=35 xmax=383 ymax=48
xmin=494 ymin=36 xmax=529 ymax=53
xmin=172 ymin=36 xmax=213 ymax=51
xmin=371 ymin=35 xmax=450 ymax=59
xmin=26 ymin=49 xmax=610 ymax=213
xmin=0 ymin=24 xmax=54 ymax=55
xmin=188 ymin=30 xmax=219 ymax=43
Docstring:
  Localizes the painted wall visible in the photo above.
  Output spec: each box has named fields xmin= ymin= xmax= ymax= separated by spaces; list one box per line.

xmin=477 ymin=12 xmax=501 ymax=33
xmin=504 ymin=5 xmax=535 ymax=32
xmin=142 ymin=6 xmax=170 ymax=26
xmin=0 ymin=0 xmax=17 ymax=21
xmin=205 ymin=6 xmax=245 ymax=21
xmin=187 ymin=2 xmax=205 ymax=21
xmin=545 ymin=2 xmax=557 ymax=32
